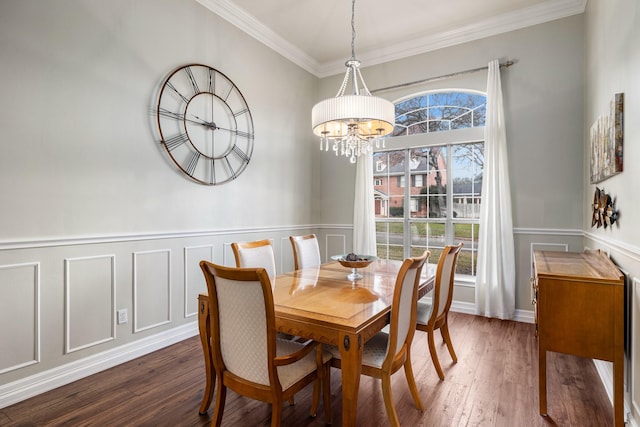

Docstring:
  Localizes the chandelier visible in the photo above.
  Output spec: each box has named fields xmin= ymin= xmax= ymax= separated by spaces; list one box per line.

xmin=311 ymin=0 xmax=395 ymax=163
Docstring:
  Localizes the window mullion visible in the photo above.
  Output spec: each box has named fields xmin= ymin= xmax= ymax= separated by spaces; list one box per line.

xmin=403 ymin=148 xmax=411 ymax=259
xmin=446 ymin=145 xmax=454 ymax=245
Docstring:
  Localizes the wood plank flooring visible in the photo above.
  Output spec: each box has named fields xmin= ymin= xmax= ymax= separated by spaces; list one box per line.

xmin=0 ymin=313 xmax=614 ymax=426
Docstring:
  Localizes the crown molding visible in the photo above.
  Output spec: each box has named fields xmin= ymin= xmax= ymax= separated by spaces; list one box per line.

xmin=193 ymin=0 xmax=320 ymax=75
xmin=319 ymin=0 xmax=587 ymax=77
xmin=195 ymin=0 xmax=585 ymax=78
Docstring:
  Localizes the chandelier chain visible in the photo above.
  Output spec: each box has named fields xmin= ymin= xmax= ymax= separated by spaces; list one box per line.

xmin=351 ymin=0 xmax=356 ymax=60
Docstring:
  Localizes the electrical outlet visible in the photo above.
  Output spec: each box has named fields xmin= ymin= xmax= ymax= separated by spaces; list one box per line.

xmin=117 ymin=309 xmax=128 ymax=324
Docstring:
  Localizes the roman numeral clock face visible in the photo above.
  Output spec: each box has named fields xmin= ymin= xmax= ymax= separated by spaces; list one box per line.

xmin=156 ymin=64 xmax=254 ymax=185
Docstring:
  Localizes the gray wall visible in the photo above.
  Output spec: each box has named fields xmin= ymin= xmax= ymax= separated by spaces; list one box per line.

xmin=0 ymin=0 xmax=318 ymax=238
xmin=583 ymin=0 xmax=640 ymax=420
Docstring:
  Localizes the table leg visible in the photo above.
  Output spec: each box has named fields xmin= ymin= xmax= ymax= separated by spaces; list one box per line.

xmin=340 ymin=332 xmax=363 ymax=427
xmin=197 ymin=294 xmax=214 ymax=415
xmin=539 ymin=346 xmax=547 ymax=416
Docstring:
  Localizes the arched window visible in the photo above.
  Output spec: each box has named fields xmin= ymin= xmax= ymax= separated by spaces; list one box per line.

xmin=393 ymin=91 xmax=486 ymax=135
xmin=374 ymin=90 xmax=485 ymax=277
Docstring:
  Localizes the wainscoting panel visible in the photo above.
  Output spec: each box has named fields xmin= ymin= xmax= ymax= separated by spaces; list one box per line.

xmin=0 ymin=262 xmax=40 ymax=374
xmin=529 ymin=242 xmax=569 ymax=274
xmin=279 ymin=236 xmax=295 ymax=273
xmin=0 ymin=226 xmax=607 ymax=411
xmin=64 ymin=255 xmax=115 ymax=354
xmin=184 ymin=245 xmax=213 ymax=318
xmin=325 ymin=234 xmax=347 ymax=260
xmin=133 ymin=249 xmax=171 ymax=333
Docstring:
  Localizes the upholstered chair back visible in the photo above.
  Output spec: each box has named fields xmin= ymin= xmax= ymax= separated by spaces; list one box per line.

xmin=385 ymin=251 xmax=429 ymax=362
xmin=290 ymin=234 xmax=321 ymax=270
xmin=434 ymin=244 xmax=463 ymax=319
xmin=214 ymin=273 xmax=271 ymax=385
xmin=232 ymin=239 xmax=277 ymax=281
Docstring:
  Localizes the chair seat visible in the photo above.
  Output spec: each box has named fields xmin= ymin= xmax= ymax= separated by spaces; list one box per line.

xmin=415 ymin=299 xmax=434 ymax=326
xmin=276 ymin=338 xmax=332 ymax=390
xmin=326 ymin=331 xmax=390 ymax=369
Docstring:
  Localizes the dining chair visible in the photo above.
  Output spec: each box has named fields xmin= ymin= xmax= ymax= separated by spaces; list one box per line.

xmin=326 ymin=250 xmax=430 ymax=427
xmin=199 ymin=261 xmax=332 ymax=427
xmin=231 ymin=239 xmax=277 ymax=281
xmin=289 ymin=234 xmax=321 ymax=270
xmin=415 ymin=242 xmax=464 ymax=380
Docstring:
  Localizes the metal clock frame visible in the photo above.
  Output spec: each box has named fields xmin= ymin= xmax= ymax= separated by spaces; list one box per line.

xmin=156 ymin=63 xmax=254 ymax=185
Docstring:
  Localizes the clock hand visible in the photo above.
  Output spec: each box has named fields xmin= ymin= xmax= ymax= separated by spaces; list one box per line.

xmin=214 ymin=126 xmax=253 ymax=138
xmin=213 ymin=125 xmax=236 ymax=133
xmin=188 ymin=114 xmax=217 ymax=129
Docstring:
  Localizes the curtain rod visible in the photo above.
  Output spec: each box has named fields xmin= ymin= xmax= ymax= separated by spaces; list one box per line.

xmin=371 ymin=60 xmax=515 ymax=94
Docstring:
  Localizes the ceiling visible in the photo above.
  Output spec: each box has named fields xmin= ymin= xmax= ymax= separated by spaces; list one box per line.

xmin=195 ymin=0 xmax=586 ymax=77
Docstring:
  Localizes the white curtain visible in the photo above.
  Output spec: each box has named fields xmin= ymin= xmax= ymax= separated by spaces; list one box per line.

xmin=475 ymin=59 xmax=516 ymax=319
xmin=353 ymin=151 xmax=377 ymax=255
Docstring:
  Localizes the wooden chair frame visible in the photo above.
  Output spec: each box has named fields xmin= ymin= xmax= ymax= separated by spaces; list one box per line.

xmin=231 ymin=239 xmax=276 ymax=279
xmin=199 ymin=261 xmax=332 ymax=426
xmin=416 ymin=242 xmax=464 ymax=380
xmin=330 ymin=251 xmax=429 ymax=427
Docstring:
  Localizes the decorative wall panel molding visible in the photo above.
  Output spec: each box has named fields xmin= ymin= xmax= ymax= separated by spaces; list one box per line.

xmin=64 ymin=255 xmax=115 ymax=354
xmin=0 ymin=224 xmax=324 ymax=251
xmin=133 ymin=249 xmax=171 ymax=333
xmin=325 ymin=234 xmax=347 ymax=261
xmin=184 ymin=245 xmax=213 ymax=318
xmin=529 ymin=242 xmax=569 ymax=277
xmin=0 ymin=262 xmax=40 ymax=374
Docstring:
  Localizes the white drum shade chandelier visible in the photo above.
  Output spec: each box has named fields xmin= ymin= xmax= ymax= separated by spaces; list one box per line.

xmin=311 ymin=0 xmax=395 ymax=163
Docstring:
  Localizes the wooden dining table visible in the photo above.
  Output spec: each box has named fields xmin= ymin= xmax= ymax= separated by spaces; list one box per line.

xmin=197 ymin=258 xmax=435 ymax=427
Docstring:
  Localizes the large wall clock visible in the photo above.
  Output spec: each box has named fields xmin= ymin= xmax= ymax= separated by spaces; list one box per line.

xmin=156 ymin=64 xmax=254 ymax=185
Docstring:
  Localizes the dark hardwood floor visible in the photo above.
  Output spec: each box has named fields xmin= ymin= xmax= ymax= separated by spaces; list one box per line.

xmin=0 ymin=312 xmax=613 ymax=426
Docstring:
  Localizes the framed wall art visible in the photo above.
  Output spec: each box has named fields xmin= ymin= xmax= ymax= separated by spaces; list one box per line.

xmin=590 ymin=92 xmax=624 ymax=183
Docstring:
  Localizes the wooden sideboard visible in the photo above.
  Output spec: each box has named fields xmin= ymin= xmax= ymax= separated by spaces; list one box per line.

xmin=533 ymin=250 xmax=624 ymax=426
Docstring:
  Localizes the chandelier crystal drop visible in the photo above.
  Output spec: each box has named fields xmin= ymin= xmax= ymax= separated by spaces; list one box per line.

xmin=311 ymin=0 xmax=395 ymax=163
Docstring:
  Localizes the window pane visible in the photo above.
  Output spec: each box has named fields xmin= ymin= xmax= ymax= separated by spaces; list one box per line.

xmin=473 ymin=104 xmax=486 ymax=127
xmin=454 ymin=223 xmax=479 ymax=275
xmin=452 ymin=142 xmax=483 ymax=219
xmin=373 ymin=150 xmax=405 ymax=219
xmin=409 ymin=147 xmax=447 ymax=219
xmin=375 ymin=221 xmax=404 ymax=261
xmin=410 ymin=222 xmax=445 ymax=249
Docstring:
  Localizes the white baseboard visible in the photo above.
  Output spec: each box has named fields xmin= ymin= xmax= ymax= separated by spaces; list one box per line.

xmin=0 ymin=322 xmax=198 ymax=409
xmin=450 ymin=301 xmax=535 ymax=324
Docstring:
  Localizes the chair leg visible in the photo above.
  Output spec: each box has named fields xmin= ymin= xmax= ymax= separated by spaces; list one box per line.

xmin=310 ymin=378 xmax=320 ymax=417
xmin=440 ymin=320 xmax=458 ymax=363
xmin=322 ymin=363 xmax=332 ymax=424
xmin=212 ymin=381 xmax=226 ymax=427
xmin=271 ymin=398 xmax=283 ymax=427
xmin=381 ymin=374 xmax=400 ymax=427
xmin=428 ymin=329 xmax=445 ymax=380
xmin=403 ymin=353 xmax=424 ymax=411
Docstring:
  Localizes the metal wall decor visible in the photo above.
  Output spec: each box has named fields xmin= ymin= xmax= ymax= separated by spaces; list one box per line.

xmin=156 ymin=64 xmax=254 ymax=185
xmin=591 ymin=187 xmax=618 ymax=228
